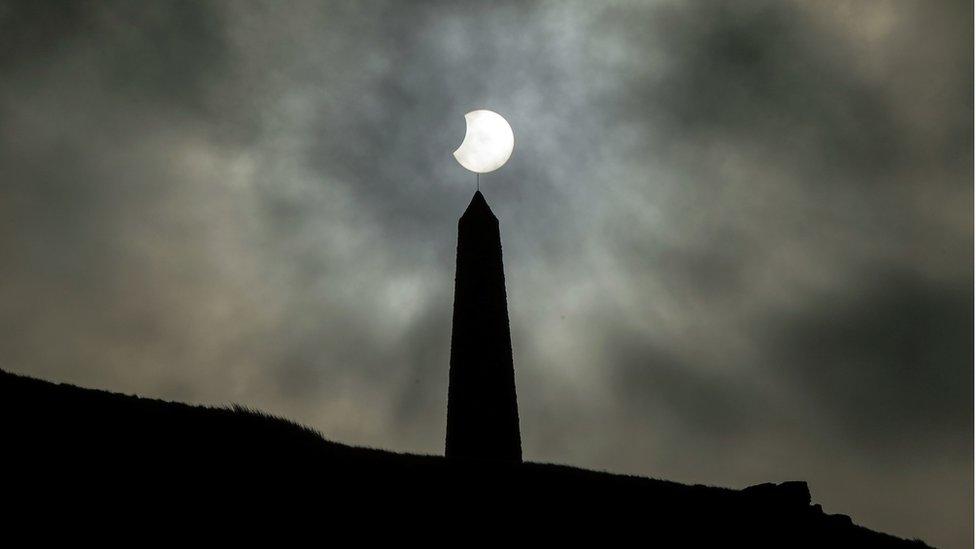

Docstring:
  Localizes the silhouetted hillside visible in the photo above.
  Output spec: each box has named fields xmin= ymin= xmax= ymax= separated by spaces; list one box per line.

xmin=1 ymin=369 xmax=930 ymax=547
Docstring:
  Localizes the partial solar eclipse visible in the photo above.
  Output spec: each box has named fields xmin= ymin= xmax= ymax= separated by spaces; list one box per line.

xmin=453 ymin=109 xmax=514 ymax=173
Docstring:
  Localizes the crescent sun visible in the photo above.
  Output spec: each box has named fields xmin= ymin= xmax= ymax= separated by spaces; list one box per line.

xmin=453 ymin=109 xmax=515 ymax=174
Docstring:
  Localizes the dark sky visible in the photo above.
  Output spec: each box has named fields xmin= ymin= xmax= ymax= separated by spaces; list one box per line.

xmin=1 ymin=1 xmax=971 ymax=546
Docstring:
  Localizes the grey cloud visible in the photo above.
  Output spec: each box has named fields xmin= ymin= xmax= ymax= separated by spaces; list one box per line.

xmin=0 ymin=1 xmax=970 ymax=547
xmin=763 ymin=271 xmax=972 ymax=446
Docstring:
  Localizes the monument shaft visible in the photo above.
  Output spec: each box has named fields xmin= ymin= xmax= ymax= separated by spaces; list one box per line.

xmin=445 ymin=191 xmax=522 ymax=462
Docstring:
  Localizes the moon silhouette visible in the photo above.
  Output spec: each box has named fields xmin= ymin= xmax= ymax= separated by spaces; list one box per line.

xmin=453 ymin=110 xmax=515 ymax=174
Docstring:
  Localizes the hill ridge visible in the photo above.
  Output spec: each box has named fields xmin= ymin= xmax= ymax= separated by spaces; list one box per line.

xmin=0 ymin=369 xmax=930 ymax=547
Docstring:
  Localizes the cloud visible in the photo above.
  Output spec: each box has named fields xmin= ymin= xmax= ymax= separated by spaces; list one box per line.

xmin=763 ymin=271 xmax=972 ymax=446
xmin=0 ymin=1 xmax=970 ymax=547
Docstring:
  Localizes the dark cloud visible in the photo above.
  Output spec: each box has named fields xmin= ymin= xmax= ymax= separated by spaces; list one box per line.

xmin=0 ymin=1 xmax=970 ymax=547
xmin=765 ymin=272 xmax=972 ymax=446
xmin=607 ymin=328 xmax=762 ymax=437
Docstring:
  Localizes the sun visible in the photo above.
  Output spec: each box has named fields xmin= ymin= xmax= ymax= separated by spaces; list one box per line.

xmin=453 ymin=110 xmax=515 ymax=174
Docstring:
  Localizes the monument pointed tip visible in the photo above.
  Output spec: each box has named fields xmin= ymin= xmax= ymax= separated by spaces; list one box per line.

xmin=463 ymin=189 xmax=496 ymax=220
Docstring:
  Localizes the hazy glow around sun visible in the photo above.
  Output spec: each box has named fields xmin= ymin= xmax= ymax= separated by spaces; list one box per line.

xmin=453 ymin=109 xmax=515 ymax=174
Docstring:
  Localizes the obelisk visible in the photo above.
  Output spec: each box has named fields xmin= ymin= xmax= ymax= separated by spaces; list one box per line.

xmin=445 ymin=191 xmax=522 ymax=462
